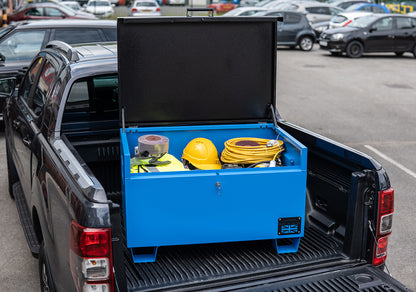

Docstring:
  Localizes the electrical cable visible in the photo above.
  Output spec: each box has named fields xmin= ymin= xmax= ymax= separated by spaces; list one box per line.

xmin=220 ymin=137 xmax=285 ymax=165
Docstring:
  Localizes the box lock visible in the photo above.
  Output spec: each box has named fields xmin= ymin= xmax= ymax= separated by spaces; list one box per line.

xmin=216 ymin=182 xmax=221 ymax=195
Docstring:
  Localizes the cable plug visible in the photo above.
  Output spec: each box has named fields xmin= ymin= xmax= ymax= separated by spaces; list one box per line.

xmin=266 ymin=140 xmax=278 ymax=147
xmin=269 ymin=160 xmax=276 ymax=167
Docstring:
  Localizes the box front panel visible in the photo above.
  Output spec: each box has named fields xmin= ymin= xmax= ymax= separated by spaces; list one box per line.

xmin=125 ymin=168 xmax=306 ymax=248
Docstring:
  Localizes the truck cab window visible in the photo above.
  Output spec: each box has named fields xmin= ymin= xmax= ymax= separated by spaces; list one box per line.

xmin=19 ymin=57 xmax=44 ymax=104
xmin=30 ymin=61 xmax=56 ymax=115
xmin=62 ymin=75 xmax=118 ymax=127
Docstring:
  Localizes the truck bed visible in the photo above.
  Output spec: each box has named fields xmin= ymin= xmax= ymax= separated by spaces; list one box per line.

xmin=124 ymin=226 xmax=344 ymax=291
xmin=64 ymin=127 xmax=380 ymax=292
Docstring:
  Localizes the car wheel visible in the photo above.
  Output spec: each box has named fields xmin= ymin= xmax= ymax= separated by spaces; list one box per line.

xmin=395 ymin=52 xmax=404 ymax=56
xmin=413 ymin=45 xmax=416 ymax=58
xmin=6 ymin=142 xmax=19 ymax=199
xmin=39 ymin=242 xmax=56 ymax=292
xmin=346 ymin=41 xmax=363 ymax=58
xmin=299 ymin=36 xmax=313 ymax=51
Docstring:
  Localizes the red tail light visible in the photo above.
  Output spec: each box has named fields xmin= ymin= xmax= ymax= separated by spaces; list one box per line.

xmin=380 ymin=187 xmax=394 ymax=215
xmin=132 ymin=8 xmax=138 ymax=12
xmin=342 ymin=20 xmax=352 ymax=27
xmin=373 ymin=188 xmax=394 ymax=266
xmin=156 ymin=7 xmax=161 ymax=11
xmin=70 ymin=221 xmax=114 ymax=292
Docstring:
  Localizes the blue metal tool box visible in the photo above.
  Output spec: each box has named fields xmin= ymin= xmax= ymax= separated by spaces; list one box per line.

xmin=118 ymin=17 xmax=307 ymax=263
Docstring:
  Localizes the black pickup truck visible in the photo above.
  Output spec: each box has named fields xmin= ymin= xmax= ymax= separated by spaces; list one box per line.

xmin=2 ymin=17 xmax=412 ymax=292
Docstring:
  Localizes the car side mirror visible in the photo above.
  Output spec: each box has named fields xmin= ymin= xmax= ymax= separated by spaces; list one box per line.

xmin=369 ymin=26 xmax=377 ymax=33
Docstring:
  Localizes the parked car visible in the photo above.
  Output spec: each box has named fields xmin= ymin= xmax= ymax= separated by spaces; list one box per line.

xmin=0 ymin=19 xmax=116 ymax=122
xmin=7 ymin=2 xmax=97 ymax=23
xmin=208 ymin=0 xmax=236 ymax=13
xmin=222 ymin=6 xmax=268 ymax=16
xmin=319 ymin=14 xmax=416 ymax=57
xmin=260 ymin=0 xmax=318 ymax=10
xmin=327 ymin=0 xmax=373 ymax=10
xmin=345 ymin=3 xmax=389 ymax=13
xmin=130 ymin=0 xmax=161 ymax=16
xmin=84 ymin=0 xmax=115 ymax=17
xmin=255 ymin=10 xmax=316 ymax=50
xmin=285 ymin=2 xmax=344 ymax=24
xmin=328 ymin=11 xmax=372 ymax=28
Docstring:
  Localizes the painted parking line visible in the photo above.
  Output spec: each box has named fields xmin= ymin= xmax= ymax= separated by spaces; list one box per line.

xmin=365 ymin=145 xmax=416 ymax=179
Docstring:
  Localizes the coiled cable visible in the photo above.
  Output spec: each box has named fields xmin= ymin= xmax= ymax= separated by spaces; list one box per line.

xmin=221 ymin=137 xmax=285 ymax=165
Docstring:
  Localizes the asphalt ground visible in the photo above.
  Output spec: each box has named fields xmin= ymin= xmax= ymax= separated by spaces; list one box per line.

xmin=0 ymin=13 xmax=415 ymax=292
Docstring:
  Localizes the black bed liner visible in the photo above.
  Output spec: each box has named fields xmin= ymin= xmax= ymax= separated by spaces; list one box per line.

xmin=240 ymin=265 xmax=411 ymax=292
xmin=125 ymin=226 xmax=345 ymax=291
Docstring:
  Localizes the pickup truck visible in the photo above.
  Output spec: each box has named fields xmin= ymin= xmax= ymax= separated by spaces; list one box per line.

xmin=2 ymin=17 xmax=412 ymax=292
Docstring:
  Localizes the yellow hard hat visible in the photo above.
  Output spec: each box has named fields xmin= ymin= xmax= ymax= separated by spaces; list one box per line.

xmin=182 ymin=138 xmax=221 ymax=170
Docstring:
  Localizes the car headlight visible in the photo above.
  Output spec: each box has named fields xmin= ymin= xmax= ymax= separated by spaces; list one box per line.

xmin=330 ymin=33 xmax=344 ymax=41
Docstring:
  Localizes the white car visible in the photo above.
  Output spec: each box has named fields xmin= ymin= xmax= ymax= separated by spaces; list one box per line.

xmin=328 ymin=11 xmax=372 ymax=28
xmin=84 ymin=0 xmax=115 ymax=17
xmin=130 ymin=0 xmax=161 ymax=16
xmin=222 ymin=7 xmax=268 ymax=16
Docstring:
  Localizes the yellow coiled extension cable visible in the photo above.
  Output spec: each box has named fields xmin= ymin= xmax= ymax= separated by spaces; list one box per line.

xmin=221 ymin=137 xmax=285 ymax=165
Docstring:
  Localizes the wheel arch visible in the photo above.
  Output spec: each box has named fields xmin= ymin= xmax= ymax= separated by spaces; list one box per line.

xmin=296 ymin=33 xmax=316 ymax=45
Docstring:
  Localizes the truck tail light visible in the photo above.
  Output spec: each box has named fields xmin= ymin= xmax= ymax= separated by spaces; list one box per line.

xmin=70 ymin=221 xmax=114 ymax=292
xmin=373 ymin=188 xmax=394 ymax=266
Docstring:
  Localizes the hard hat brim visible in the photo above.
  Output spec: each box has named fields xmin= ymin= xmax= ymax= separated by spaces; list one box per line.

xmin=191 ymin=162 xmax=222 ymax=170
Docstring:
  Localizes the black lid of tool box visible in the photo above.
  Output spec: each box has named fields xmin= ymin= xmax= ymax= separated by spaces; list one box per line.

xmin=117 ymin=17 xmax=277 ymax=126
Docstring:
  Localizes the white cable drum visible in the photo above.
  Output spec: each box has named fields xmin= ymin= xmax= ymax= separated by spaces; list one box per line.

xmin=138 ymin=135 xmax=169 ymax=156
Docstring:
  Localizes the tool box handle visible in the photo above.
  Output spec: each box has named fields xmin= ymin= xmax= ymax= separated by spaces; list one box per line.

xmin=186 ymin=8 xmax=214 ymax=17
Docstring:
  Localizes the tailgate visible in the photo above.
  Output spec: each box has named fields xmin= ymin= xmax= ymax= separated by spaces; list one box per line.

xmin=238 ymin=265 xmax=412 ymax=292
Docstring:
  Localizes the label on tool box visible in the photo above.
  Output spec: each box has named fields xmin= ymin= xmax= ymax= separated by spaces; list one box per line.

xmin=278 ymin=217 xmax=302 ymax=235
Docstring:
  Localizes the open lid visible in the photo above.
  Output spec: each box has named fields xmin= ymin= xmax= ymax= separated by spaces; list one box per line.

xmin=117 ymin=17 xmax=277 ymax=126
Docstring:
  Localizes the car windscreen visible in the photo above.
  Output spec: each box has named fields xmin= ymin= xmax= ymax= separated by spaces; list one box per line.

xmin=88 ymin=1 xmax=111 ymax=6
xmin=135 ymin=1 xmax=157 ymax=6
xmin=331 ymin=15 xmax=347 ymax=23
xmin=350 ymin=14 xmax=377 ymax=27
xmin=0 ymin=25 xmax=14 ymax=38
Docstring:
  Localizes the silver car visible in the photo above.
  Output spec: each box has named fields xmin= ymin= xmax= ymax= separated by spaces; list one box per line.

xmin=291 ymin=2 xmax=344 ymax=23
xmin=130 ymin=0 xmax=161 ymax=16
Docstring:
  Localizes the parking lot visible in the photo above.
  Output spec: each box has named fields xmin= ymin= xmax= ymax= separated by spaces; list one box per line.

xmin=0 ymin=25 xmax=415 ymax=291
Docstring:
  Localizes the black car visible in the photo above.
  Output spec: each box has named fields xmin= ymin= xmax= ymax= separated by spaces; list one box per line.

xmin=0 ymin=19 xmax=116 ymax=122
xmin=0 ymin=19 xmax=116 ymax=80
xmin=255 ymin=10 xmax=316 ymax=51
xmin=319 ymin=14 xmax=416 ymax=57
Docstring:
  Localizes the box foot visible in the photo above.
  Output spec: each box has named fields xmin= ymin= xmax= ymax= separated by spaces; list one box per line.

xmin=274 ymin=237 xmax=301 ymax=254
xmin=131 ymin=246 xmax=158 ymax=263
